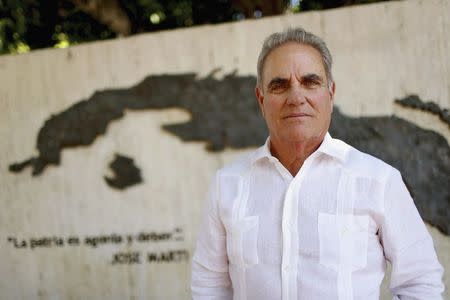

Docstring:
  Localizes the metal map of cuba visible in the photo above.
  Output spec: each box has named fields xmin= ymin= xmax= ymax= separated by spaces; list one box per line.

xmin=8 ymin=72 xmax=450 ymax=235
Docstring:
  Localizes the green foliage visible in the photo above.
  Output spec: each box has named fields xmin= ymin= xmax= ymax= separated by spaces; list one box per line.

xmin=0 ymin=0 xmax=114 ymax=54
xmin=0 ymin=0 xmax=30 ymax=54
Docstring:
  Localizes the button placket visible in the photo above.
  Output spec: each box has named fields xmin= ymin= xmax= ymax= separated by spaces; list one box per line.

xmin=280 ymin=152 xmax=320 ymax=300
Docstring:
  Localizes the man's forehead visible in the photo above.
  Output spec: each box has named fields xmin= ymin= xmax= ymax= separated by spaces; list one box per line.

xmin=262 ymin=42 xmax=326 ymax=81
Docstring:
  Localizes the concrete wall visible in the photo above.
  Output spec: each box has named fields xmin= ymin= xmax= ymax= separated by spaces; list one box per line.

xmin=0 ymin=0 xmax=448 ymax=299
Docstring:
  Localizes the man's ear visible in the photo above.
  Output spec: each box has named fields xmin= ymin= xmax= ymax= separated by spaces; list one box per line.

xmin=255 ymin=86 xmax=265 ymax=117
xmin=329 ymin=81 xmax=336 ymax=112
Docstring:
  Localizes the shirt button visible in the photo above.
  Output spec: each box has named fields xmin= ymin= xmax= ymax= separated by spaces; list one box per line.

xmin=341 ymin=226 xmax=349 ymax=236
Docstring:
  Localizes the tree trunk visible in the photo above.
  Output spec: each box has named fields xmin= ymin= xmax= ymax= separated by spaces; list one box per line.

xmin=68 ymin=0 xmax=131 ymax=36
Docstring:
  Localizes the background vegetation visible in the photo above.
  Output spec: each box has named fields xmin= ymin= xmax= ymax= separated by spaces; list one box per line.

xmin=0 ymin=0 xmax=397 ymax=55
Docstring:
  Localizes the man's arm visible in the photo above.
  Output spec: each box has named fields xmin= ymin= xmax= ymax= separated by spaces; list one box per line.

xmin=380 ymin=168 xmax=444 ymax=300
xmin=191 ymin=174 xmax=232 ymax=299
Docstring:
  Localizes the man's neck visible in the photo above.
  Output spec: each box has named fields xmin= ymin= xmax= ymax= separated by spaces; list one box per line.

xmin=270 ymin=135 xmax=325 ymax=176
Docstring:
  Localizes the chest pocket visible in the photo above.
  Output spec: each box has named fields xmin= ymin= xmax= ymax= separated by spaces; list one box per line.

xmin=318 ymin=213 xmax=369 ymax=271
xmin=227 ymin=216 xmax=259 ymax=267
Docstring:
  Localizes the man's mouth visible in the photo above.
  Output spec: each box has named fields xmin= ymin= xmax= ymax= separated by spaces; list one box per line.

xmin=282 ymin=113 xmax=311 ymax=119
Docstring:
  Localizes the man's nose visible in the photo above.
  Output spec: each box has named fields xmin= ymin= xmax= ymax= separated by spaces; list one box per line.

xmin=286 ymin=84 xmax=306 ymax=105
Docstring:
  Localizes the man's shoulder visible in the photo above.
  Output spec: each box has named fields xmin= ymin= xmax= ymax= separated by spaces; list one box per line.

xmin=341 ymin=140 xmax=396 ymax=181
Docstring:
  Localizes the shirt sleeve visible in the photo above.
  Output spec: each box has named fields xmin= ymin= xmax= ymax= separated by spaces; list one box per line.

xmin=191 ymin=173 xmax=232 ymax=300
xmin=380 ymin=168 xmax=444 ymax=300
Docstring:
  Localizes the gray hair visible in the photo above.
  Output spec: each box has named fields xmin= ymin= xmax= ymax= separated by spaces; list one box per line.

xmin=256 ymin=27 xmax=333 ymax=89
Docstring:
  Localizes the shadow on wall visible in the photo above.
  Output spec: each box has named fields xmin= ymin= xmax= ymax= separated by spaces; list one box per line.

xmin=8 ymin=72 xmax=450 ymax=235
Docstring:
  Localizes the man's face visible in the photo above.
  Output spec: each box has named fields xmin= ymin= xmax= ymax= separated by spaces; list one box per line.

xmin=256 ymin=42 xmax=335 ymax=145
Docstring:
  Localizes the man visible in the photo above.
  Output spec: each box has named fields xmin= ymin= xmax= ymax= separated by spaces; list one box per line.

xmin=191 ymin=27 xmax=444 ymax=299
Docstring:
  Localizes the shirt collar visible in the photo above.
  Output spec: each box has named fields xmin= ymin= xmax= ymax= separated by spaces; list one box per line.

xmin=251 ymin=132 xmax=350 ymax=165
xmin=251 ymin=137 xmax=273 ymax=164
xmin=316 ymin=132 xmax=349 ymax=163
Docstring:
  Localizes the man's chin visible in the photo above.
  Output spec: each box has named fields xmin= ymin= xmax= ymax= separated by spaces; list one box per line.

xmin=279 ymin=130 xmax=325 ymax=144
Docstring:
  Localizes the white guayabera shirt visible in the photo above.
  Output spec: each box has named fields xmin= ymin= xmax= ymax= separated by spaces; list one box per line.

xmin=191 ymin=133 xmax=444 ymax=300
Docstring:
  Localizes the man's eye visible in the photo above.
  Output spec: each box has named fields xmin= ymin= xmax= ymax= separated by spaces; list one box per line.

xmin=269 ymin=83 xmax=288 ymax=93
xmin=302 ymin=80 xmax=321 ymax=89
